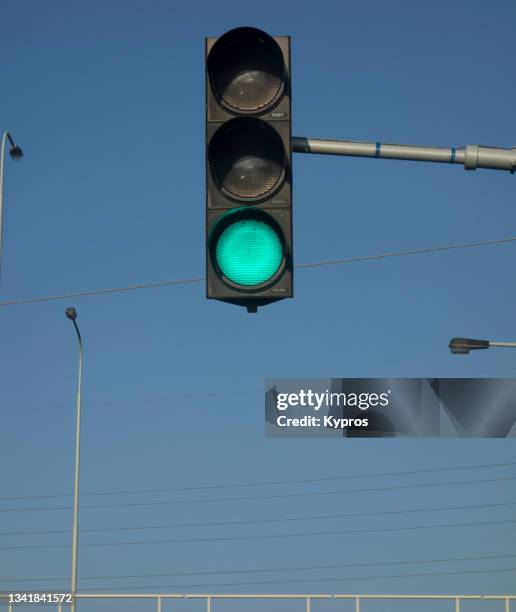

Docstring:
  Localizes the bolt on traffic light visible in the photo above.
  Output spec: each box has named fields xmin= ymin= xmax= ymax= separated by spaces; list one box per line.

xmin=205 ymin=27 xmax=293 ymax=312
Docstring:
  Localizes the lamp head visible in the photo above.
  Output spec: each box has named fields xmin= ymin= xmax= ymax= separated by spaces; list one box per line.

xmin=449 ymin=337 xmax=489 ymax=355
xmin=9 ymin=145 xmax=23 ymax=160
xmin=65 ymin=307 xmax=77 ymax=321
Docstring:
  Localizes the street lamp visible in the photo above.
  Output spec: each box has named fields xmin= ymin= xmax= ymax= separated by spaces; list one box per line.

xmin=449 ymin=337 xmax=516 ymax=354
xmin=66 ymin=307 xmax=83 ymax=612
xmin=0 ymin=131 xmax=23 ymax=284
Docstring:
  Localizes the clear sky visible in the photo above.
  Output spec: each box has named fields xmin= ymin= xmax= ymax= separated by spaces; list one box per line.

xmin=1 ymin=0 xmax=516 ymax=609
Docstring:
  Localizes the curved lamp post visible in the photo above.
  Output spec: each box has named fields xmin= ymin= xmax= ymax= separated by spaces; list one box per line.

xmin=66 ymin=307 xmax=83 ymax=612
xmin=0 ymin=131 xmax=23 ymax=284
xmin=449 ymin=337 xmax=516 ymax=355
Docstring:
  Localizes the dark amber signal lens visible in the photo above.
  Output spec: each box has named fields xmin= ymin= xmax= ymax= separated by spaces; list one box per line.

xmin=209 ymin=120 xmax=285 ymax=201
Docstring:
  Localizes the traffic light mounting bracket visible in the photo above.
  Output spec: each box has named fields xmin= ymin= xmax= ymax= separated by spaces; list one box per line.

xmin=292 ymin=136 xmax=516 ymax=172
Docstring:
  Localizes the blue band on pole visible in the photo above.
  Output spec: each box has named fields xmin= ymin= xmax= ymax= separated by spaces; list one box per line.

xmin=375 ymin=142 xmax=381 ymax=158
xmin=450 ymin=148 xmax=456 ymax=162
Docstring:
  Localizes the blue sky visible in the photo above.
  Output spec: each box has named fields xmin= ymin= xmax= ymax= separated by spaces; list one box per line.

xmin=1 ymin=0 xmax=516 ymax=608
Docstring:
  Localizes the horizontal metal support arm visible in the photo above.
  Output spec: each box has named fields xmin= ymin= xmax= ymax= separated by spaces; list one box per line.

xmin=292 ymin=136 xmax=516 ymax=173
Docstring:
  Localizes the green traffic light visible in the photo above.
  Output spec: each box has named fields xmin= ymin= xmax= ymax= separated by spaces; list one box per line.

xmin=215 ymin=218 xmax=283 ymax=286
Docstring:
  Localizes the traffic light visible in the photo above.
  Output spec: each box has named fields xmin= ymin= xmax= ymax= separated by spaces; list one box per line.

xmin=205 ymin=27 xmax=292 ymax=312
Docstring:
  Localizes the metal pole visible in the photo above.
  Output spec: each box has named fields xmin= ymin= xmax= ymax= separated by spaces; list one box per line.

xmin=67 ymin=309 xmax=83 ymax=612
xmin=0 ymin=131 xmax=22 ymax=286
xmin=292 ymin=136 xmax=516 ymax=173
xmin=490 ymin=341 xmax=516 ymax=348
xmin=0 ymin=131 xmax=8 ymax=285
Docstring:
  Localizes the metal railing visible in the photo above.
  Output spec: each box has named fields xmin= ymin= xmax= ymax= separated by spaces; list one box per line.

xmin=1 ymin=593 xmax=515 ymax=612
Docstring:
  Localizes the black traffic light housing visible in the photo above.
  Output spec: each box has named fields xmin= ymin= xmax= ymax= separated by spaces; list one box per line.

xmin=205 ymin=27 xmax=293 ymax=312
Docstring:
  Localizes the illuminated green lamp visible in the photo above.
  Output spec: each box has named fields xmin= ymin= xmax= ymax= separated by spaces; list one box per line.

xmin=215 ymin=217 xmax=283 ymax=286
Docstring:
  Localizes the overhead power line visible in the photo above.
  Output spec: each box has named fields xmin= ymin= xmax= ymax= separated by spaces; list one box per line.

xmin=1 ymin=500 xmax=514 ymax=538
xmin=2 ymin=517 xmax=515 ymax=552
xmin=0 ymin=389 xmax=268 ymax=417
xmin=4 ymin=365 xmax=516 ymax=415
xmin=294 ymin=236 xmax=516 ymax=269
xmin=1 ymin=459 xmax=514 ymax=501
xmin=1 ymin=235 xmax=514 ymax=307
xmin=5 ymin=565 xmax=515 ymax=593
xmin=2 ymin=551 xmax=516 ymax=585
xmin=4 ymin=366 xmax=516 ymax=415
xmin=79 ymin=565 xmax=516 ymax=591
xmin=1 ymin=474 xmax=514 ymax=514
xmin=0 ymin=389 xmax=263 ymax=415
xmin=0 ymin=476 xmax=516 ymax=512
